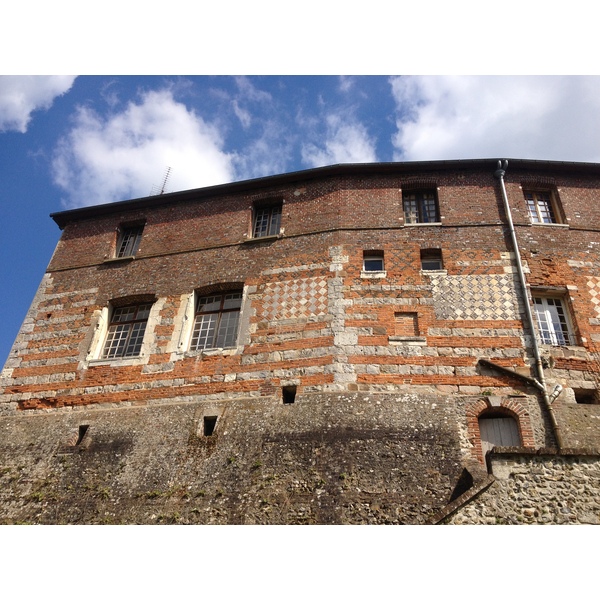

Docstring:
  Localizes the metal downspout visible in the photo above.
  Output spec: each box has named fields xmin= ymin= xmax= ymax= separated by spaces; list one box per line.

xmin=493 ymin=160 xmax=563 ymax=449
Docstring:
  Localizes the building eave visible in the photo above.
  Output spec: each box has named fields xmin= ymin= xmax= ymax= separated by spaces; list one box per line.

xmin=50 ymin=158 xmax=600 ymax=229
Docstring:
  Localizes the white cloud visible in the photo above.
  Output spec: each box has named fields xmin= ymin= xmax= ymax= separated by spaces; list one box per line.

xmin=232 ymin=99 xmax=252 ymax=129
xmin=390 ymin=76 xmax=600 ymax=162
xmin=232 ymin=120 xmax=293 ymax=181
xmin=52 ymin=89 xmax=236 ymax=208
xmin=0 ymin=76 xmax=76 ymax=133
xmin=234 ymin=76 xmax=272 ymax=103
xmin=301 ymin=114 xmax=377 ymax=168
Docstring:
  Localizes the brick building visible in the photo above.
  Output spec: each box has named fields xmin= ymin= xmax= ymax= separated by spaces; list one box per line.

xmin=1 ymin=158 xmax=600 ymax=524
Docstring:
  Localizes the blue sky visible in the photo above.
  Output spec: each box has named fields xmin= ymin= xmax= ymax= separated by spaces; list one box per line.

xmin=3 ymin=74 xmax=600 ymax=366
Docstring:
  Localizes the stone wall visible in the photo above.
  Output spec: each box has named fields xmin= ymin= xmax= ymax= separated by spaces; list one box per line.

xmin=0 ymin=392 xmax=466 ymax=525
xmin=447 ymin=449 xmax=600 ymax=524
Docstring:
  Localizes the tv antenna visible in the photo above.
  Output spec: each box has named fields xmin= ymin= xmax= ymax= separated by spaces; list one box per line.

xmin=150 ymin=166 xmax=172 ymax=196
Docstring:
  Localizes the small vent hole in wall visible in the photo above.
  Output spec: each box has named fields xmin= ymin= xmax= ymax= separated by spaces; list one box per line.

xmin=204 ymin=416 xmax=218 ymax=436
xmin=574 ymin=389 xmax=598 ymax=405
xmin=282 ymin=385 xmax=297 ymax=404
xmin=76 ymin=425 xmax=90 ymax=446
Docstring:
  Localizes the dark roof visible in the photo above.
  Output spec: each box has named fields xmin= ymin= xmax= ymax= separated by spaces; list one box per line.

xmin=50 ymin=158 xmax=600 ymax=229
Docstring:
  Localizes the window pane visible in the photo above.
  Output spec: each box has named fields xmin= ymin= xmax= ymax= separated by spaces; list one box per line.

xmin=216 ymin=311 xmax=240 ymax=348
xmin=403 ymin=197 xmax=418 ymax=223
xmin=102 ymin=324 xmax=130 ymax=358
xmin=191 ymin=313 xmax=218 ymax=350
xmin=534 ymin=297 xmax=573 ymax=346
xmin=525 ymin=191 xmax=556 ymax=224
xmin=124 ymin=321 xmax=147 ymax=356
xmin=102 ymin=303 xmax=152 ymax=358
xmin=191 ymin=292 xmax=242 ymax=350
xmin=253 ymin=208 xmax=270 ymax=237
xmin=117 ymin=226 xmax=143 ymax=257
xmin=198 ymin=295 xmax=222 ymax=313
xmin=253 ymin=205 xmax=281 ymax=238
xmin=403 ymin=190 xmax=438 ymax=223
xmin=422 ymin=193 xmax=438 ymax=222
xmin=268 ymin=205 xmax=282 ymax=236
xmin=364 ymin=258 xmax=384 ymax=271
xmin=223 ymin=292 xmax=243 ymax=310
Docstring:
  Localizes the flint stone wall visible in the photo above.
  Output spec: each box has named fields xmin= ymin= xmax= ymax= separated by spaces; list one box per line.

xmin=0 ymin=392 xmax=466 ymax=525
xmin=447 ymin=449 xmax=600 ymax=524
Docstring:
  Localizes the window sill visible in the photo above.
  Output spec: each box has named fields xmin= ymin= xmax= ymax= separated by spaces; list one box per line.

xmin=421 ymin=269 xmax=447 ymax=276
xmin=184 ymin=347 xmax=239 ymax=358
xmin=389 ymin=336 xmax=427 ymax=345
xmin=530 ymin=222 xmax=569 ymax=228
xmin=103 ymin=256 xmax=135 ymax=264
xmin=361 ymin=270 xmax=386 ymax=279
xmin=88 ymin=355 xmax=146 ymax=367
xmin=403 ymin=222 xmax=442 ymax=227
xmin=242 ymin=234 xmax=282 ymax=244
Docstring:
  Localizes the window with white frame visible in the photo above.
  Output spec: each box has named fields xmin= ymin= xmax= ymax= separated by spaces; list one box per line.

xmin=533 ymin=296 xmax=576 ymax=346
xmin=102 ymin=303 xmax=152 ymax=358
xmin=363 ymin=250 xmax=384 ymax=272
xmin=116 ymin=224 xmax=144 ymax=258
xmin=524 ymin=190 xmax=561 ymax=224
xmin=253 ymin=203 xmax=282 ymax=238
xmin=190 ymin=291 xmax=242 ymax=351
xmin=402 ymin=189 xmax=440 ymax=224
xmin=420 ymin=248 xmax=443 ymax=271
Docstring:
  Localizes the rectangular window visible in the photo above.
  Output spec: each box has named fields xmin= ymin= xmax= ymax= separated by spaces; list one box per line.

xmin=421 ymin=248 xmax=443 ymax=270
xmin=524 ymin=190 xmax=560 ymax=224
xmin=533 ymin=296 xmax=576 ymax=346
xmin=117 ymin=224 xmax=144 ymax=258
xmin=363 ymin=250 xmax=384 ymax=272
xmin=190 ymin=291 xmax=242 ymax=351
xmin=253 ymin=204 xmax=282 ymax=238
xmin=102 ymin=303 xmax=152 ymax=358
xmin=403 ymin=190 xmax=439 ymax=224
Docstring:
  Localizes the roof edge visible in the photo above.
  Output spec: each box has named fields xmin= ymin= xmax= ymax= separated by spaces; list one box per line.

xmin=50 ymin=158 xmax=600 ymax=229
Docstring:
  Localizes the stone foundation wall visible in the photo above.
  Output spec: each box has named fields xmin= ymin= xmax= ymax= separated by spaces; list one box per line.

xmin=447 ymin=450 xmax=600 ymax=524
xmin=0 ymin=392 xmax=467 ymax=525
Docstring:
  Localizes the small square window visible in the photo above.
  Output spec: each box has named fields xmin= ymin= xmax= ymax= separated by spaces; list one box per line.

xmin=524 ymin=190 xmax=562 ymax=224
xmin=102 ymin=303 xmax=152 ymax=359
xmin=421 ymin=248 xmax=443 ymax=271
xmin=403 ymin=189 xmax=440 ymax=224
xmin=363 ymin=250 xmax=384 ymax=272
xmin=253 ymin=203 xmax=282 ymax=238
xmin=533 ymin=295 xmax=576 ymax=346
xmin=117 ymin=224 xmax=144 ymax=258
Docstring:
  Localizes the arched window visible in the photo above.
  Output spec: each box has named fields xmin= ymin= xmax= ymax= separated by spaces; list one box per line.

xmin=190 ymin=290 xmax=242 ymax=351
xmin=478 ymin=410 xmax=521 ymax=456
